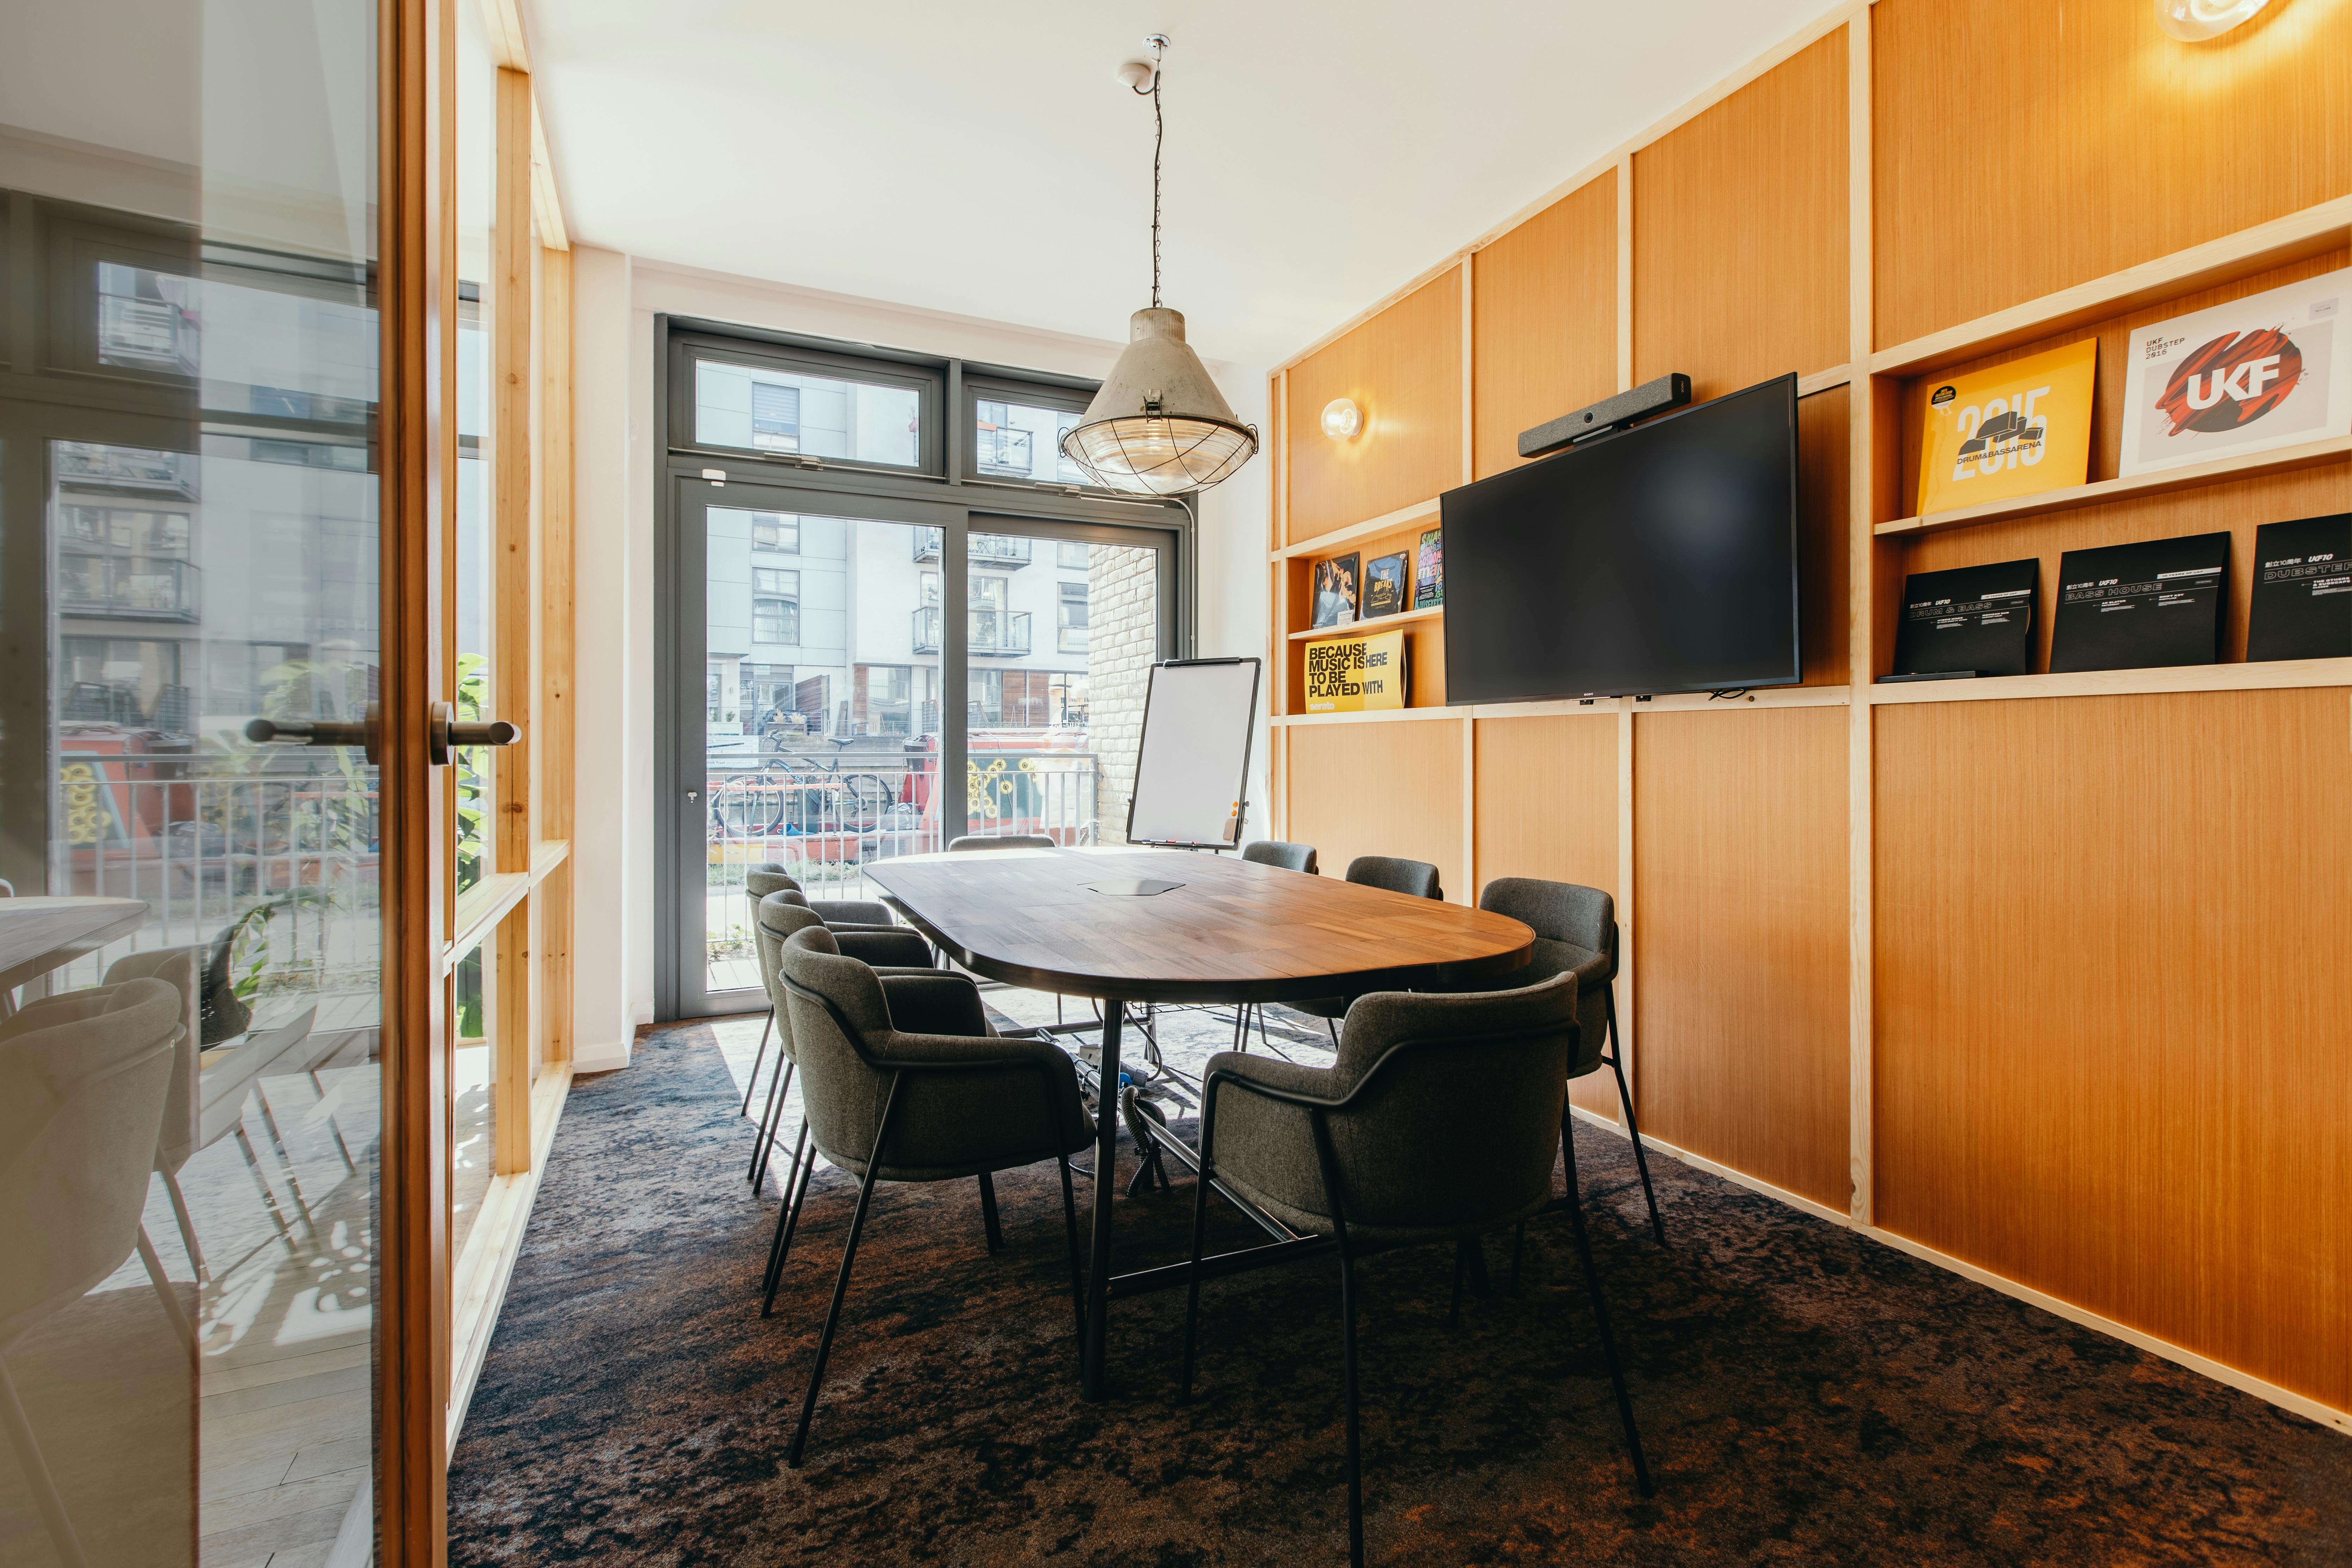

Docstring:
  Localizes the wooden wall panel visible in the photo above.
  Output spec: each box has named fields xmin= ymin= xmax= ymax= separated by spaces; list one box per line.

xmin=1798 ymin=384 xmax=1851 ymax=687
xmin=1633 ymin=29 xmax=1849 ymax=402
xmin=1874 ymin=689 xmax=2352 ymax=1412
xmin=1472 ymin=170 xmax=1618 ymax=479
xmin=1285 ymin=719 xmax=1466 ymax=905
xmin=1634 ymin=706 xmax=1849 ymax=1206
xmin=1474 ymin=713 xmax=1620 ymax=1117
xmin=1286 ymin=271 xmax=1463 ymax=543
xmin=1873 ymin=0 xmax=2352 ymax=351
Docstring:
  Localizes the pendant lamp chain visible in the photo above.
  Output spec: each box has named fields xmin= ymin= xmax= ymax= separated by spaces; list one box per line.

xmin=1135 ymin=36 xmax=1166 ymax=310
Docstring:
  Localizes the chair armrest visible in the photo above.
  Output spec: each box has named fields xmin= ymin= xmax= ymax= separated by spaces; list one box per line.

xmin=1567 ymin=947 xmax=1610 ymax=994
xmin=1202 ymin=1049 xmax=1340 ymax=1108
xmin=877 ymin=972 xmax=991 ymax=1038
xmin=811 ymin=898 xmax=895 ymax=927
xmin=836 ymin=929 xmax=937 ymax=969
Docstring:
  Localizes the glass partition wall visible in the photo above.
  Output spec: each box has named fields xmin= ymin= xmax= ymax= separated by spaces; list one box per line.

xmin=662 ymin=329 xmax=1188 ymax=1019
xmin=2 ymin=0 xmax=576 ymax=1562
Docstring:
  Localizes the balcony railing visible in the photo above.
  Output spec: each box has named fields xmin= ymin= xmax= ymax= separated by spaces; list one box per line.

xmin=58 ymin=552 xmax=200 ymax=621
xmin=911 ymin=528 xmax=1033 ymax=567
xmin=910 ymin=605 xmax=1032 ymax=656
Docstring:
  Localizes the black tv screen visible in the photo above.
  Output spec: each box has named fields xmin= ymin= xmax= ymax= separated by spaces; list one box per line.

xmin=1441 ymin=373 xmax=1801 ymax=701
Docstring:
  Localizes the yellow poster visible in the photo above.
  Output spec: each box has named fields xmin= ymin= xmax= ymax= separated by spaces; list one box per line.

xmin=1916 ymin=339 xmax=2097 ymax=516
xmin=1303 ymin=629 xmax=1409 ymax=713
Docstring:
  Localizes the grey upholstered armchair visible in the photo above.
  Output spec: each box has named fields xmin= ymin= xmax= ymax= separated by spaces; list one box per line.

xmin=1180 ymin=974 xmax=1652 ymax=1564
xmin=1291 ymin=855 xmax=1444 ymax=1043
xmin=744 ymin=891 xmax=936 ymax=1196
xmin=744 ymin=862 xmax=897 ymax=933
xmin=766 ymin=925 xmax=1093 ymax=1466
xmin=1459 ymin=878 xmax=1662 ymax=1244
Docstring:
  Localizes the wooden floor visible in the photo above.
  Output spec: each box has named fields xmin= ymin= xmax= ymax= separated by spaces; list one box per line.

xmin=199 ymin=1331 xmax=372 ymax=1568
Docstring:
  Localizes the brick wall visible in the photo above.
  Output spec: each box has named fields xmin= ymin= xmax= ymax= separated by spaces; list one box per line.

xmin=1085 ymin=545 xmax=1159 ymax=844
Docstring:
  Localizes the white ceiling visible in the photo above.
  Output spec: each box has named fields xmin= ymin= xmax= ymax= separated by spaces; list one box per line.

xmin=527 ymin=0 xmax=1842 ymax=371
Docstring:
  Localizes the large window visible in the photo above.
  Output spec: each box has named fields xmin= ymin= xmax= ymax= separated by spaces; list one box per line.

xmin=1059 ymin=580 xmax=1089 ymax=654
xmin=752 ymin=512 xmax=800 ymax=552
xmin=752 ymin=568 xmax=800 ymax=644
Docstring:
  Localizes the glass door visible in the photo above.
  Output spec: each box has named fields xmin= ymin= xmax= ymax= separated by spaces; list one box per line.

xmin=0 ymin=0 xmax=389 ymax=1563
xmin=668 ymin=484 xmax=1179 ymax=1018
xmin=675 ymin=480 xmax=955 ymax=1016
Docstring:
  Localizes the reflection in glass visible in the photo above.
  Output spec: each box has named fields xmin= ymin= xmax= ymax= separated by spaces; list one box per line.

xmin=694 ymin=360 xmax=922 ymax=468
xmin=1 ymin=0 xmax=384 ymax=1560
xmin=975 ymin=398 xmax=1088 ymax=485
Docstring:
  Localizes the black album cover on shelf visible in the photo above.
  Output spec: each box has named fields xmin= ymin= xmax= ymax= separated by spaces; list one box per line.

xmin=2246 ymin=512 xmax=2351 ymax=662
xmin=1363 ymin=551 xmax=1408 ymax=617
xmin=1890 ymin=558 xmax=2038 ymax=678
xmin=1311 ymin=552 xmax=1360 ymax=629
xmin=2048 ymin=531 xmax=2230 ymax=673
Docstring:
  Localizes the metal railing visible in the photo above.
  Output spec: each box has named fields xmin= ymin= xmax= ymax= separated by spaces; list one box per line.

xmin=910 ymin=605 xmax=1033 ymax=656
xmin=911 ymin=527 xmax=1034 ymax=567
xmin=701 ymin=748 xmax=1098 ymax=976
xmin=58 ymin=551 xmax=201 ymax=620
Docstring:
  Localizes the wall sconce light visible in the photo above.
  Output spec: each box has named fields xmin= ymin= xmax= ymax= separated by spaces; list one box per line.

xmin=2153 ymin=0 xmax=2274 ymax=40
xmin=1321 ymin=398 xmax=1362 ymax=441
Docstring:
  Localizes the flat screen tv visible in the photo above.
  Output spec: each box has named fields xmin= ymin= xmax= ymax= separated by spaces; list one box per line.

xmin=1441 ymin=373 xmax=1801 ymax=702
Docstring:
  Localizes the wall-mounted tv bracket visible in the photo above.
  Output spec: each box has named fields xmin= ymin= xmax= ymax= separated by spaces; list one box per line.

xmin=1517 ymin=373 xmax=1692 ymax=459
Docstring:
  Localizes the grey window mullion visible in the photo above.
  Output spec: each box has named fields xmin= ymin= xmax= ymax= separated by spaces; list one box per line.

xmin=941 ymin=508 xmax=970 ymax=842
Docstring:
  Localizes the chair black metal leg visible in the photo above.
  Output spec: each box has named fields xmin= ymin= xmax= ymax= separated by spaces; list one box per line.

xmin=1325 ymin=1016 xmax=1340 ymax=1050
xmin=1467 ymin=1238 xmax=1493 ymax=1299
xmin=977 ymin=1172 xmax=1004 ymax=1253
xmin=742 ymin=1009 xmax=774 ymax=1116
xmin=1448 ymin=1239 xmax=1468 ymax=1328
xmin=1178 ymin=1127 xmax=1216 ymax=1404
xmin=1509 ymin=1220 xmax=1526 ymax=1294
xmin=761 ymin=1118 xmax=813 ymax=1314
xmin=751 ymin=1059 xmax=796 ymax=1192
xmin=1058 ymin=1157 xmax=1087 ymax=1344
xmin=786 ymin=1075 xmax=901 ymax=1469
xmin=749 ymin=1042 xmax=790 ymax=1181
xmin=1339 ymin=1239 xmax=1365 ymax=1568
xmin=1604 ymin=1013 xmax=1665 ymax=1243
xmin=1562 ymin=1143 xmax=1655 ymax=1499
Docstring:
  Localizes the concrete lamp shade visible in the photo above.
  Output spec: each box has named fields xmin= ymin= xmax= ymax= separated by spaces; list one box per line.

xmin=1060 ymin=307 xmax=1259 ymax=497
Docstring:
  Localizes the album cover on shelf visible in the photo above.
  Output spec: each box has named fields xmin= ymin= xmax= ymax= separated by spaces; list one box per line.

xmin=1302 ymin=627 xmax=1410 ymax=713
xmin=2119 ymin=268 xmax=2351 ymax=478
xmin=1311 ymin=552 xmax=1360 ymax=630
xmin=2247 ymin=512 xmax=2351 ymax=662
xmin=1364 ymin=552 xmax=1408 ymax=617
xmin=2048 ymin=531 xmax=2230 ymax=673
xmin=1415 ymin=528 xmax=1443 ymax=609
xmin=1889 ymin=558 xmax=2038 ymax=678
xmin=1915 ymin=339 xmax=2098 ymax=516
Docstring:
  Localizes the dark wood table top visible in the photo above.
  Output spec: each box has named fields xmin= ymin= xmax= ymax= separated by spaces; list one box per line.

xmin=865 ymin=848 xmax=1532 ymax=1004
xmin=0 ymin=897 xmax=150 ymax=995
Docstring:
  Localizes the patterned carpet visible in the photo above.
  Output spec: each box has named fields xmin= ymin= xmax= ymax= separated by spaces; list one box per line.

xmin=449 ymin=1013 xmax=2352 ymax=1567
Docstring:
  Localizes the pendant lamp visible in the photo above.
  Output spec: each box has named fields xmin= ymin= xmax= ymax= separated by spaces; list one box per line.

xmin=1061 ymin=38 xmax=1259 ymax=498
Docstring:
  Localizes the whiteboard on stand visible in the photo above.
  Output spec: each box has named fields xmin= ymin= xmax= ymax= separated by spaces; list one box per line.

xmin=1125 ymin=658 xmax=1262 ymax=850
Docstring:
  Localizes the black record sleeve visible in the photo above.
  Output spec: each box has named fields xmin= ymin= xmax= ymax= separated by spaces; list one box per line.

xmin=2048 ymin=531 xmax=2230 ymax=674
xmin=1890 ymin=558 xmax=2038 ymax=677
xmin=2246 ymin=512 xmax=2351 ymax=662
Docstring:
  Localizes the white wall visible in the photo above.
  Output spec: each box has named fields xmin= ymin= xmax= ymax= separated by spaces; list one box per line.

xmin=567 ymin=255 xmax=1272 ymax=1061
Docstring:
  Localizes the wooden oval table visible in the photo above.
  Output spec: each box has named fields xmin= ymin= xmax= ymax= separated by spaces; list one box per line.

xmin=865 ymin=847 xmax=1533 ymax=1400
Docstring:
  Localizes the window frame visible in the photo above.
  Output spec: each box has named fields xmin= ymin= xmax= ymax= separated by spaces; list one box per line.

xmin=960 ymin=371 xmax=1095 ymax=489
xmin=669 ymin=329 xmax=945 ymax=476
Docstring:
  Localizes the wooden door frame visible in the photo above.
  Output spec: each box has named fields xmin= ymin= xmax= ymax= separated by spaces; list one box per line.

xmin=380 ymin=0 xmax=455 ymax=1562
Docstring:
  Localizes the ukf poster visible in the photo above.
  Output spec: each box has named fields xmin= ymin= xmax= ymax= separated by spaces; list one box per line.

xmin=2120 ymin=268 xmax=2349 ymax=477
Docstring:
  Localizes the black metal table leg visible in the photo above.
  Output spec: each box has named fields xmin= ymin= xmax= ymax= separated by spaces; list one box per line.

xmin=1081 ymin=1002 xmax=1123 ymax=1401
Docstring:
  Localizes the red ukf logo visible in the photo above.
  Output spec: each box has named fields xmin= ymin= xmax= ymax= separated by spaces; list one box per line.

xmin=2157 ymin=327 xmax=2303 ymax=435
